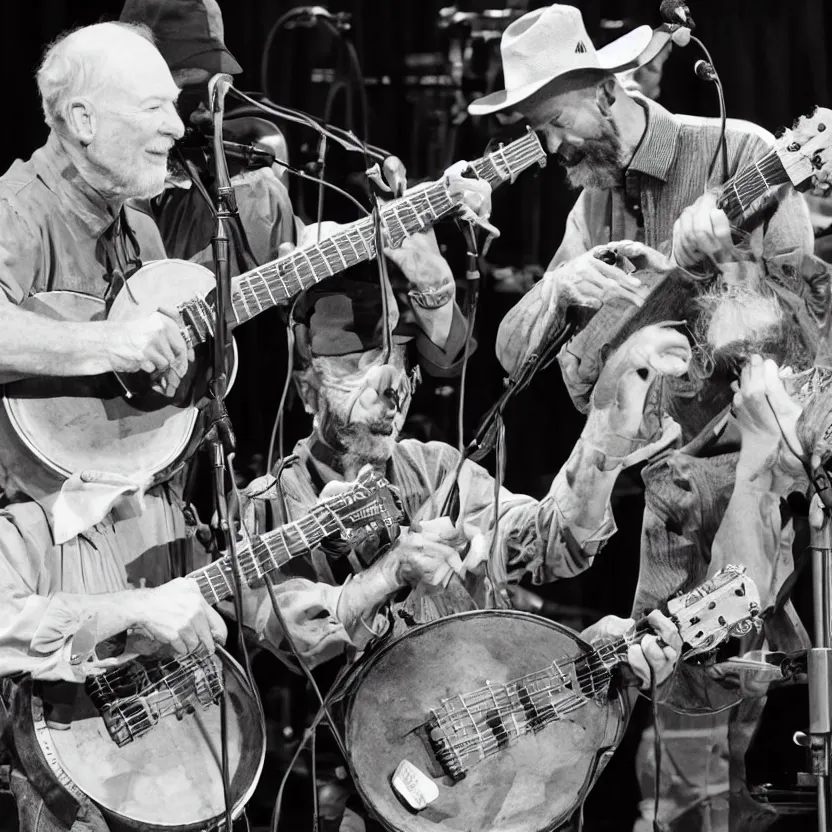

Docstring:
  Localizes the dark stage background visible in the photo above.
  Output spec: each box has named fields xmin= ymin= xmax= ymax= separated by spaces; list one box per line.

xmin=1 ymin=1 xmax=830 ymax=829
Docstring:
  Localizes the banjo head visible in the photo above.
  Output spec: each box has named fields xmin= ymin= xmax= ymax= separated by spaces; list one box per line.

xmin=1 ymin=264 xmax=217 ymax=494
xmin=345 ymin=610 xmax=625 ymax=832
xmin=33 ymin=646 xmax=265 ymax=832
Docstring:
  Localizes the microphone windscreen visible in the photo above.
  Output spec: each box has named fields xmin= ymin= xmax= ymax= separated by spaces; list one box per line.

xmin=659 ymin=0 xmax=696 ymax=29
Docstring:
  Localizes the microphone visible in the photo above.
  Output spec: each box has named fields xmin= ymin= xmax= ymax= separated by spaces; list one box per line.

xmin=659 ymin=0 xmax=696 ymax=30
xmin=179 ymin=128 xmax=277 ymax=170
xmin=208 ymin=73 xmax=234 ymax=114
xmin=694 ymin=59 xmax=717 ymax=82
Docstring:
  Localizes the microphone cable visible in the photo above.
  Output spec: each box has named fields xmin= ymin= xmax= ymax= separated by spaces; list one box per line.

xmin=691 ymin=36 xmax=729 ymax=184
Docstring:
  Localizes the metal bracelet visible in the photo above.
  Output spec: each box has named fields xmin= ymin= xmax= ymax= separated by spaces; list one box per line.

xmin=408 ymin=284 xmax=455 ymax=309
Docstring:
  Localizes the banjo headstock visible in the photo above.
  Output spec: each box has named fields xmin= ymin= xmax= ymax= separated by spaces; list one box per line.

xmin=668 ymin=564 xmax=762 ymax=659
xmin=774 ymin=106 xmax=832 ymax=190
xmin=321 ymin=465 xmax=404 ymax=548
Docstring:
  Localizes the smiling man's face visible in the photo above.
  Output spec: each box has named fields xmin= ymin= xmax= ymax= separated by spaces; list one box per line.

xmin=85 ymin=36 xmax=184 ymax=198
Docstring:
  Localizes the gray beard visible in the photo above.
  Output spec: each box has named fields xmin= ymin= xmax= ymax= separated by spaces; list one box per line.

xmin=694 ymin=285 xmax=811 ymax=372
xmin=560 ymin=118 xmax=625 ymax=191
xmin=317 ymin=395 xmax=398 ymax=470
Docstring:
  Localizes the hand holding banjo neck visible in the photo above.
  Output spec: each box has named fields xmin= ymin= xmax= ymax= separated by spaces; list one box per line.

xmin=557 ymin=106 xmax=832 ymax=438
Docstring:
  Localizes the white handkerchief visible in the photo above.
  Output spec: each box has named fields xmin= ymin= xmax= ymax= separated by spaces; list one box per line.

xmin=51 ymin=470 xmax=152 ymax=544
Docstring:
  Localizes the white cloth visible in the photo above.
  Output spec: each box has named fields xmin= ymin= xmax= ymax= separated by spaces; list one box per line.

xmin=49 ymin=470 xmax=152 ymax=544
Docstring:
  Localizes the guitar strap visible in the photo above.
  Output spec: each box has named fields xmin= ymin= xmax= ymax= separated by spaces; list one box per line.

xmin=100 ymin=208 xmax=143 ymax=309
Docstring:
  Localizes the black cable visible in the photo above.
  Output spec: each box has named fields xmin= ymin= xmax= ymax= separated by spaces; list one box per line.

xmin=691 ymin=36 xmax=729 ymax=184
xmin=457 ymin=282 xmax=479 ymax=451
xmin=271 ymin=156 xmax=370 ymax=216
xmin=266 ymin=327 xmax=296 ymax=475
xmin=270 ymin=702 xmax=332 ymax=832
xmin=228 ymin=92 xmax=388 ymax=161
xmin=322 ymin=19 xmax=393 ymax=362
xmin=260 ymin=8 xmax=321 ymax=103
xmin=457 ymin=225 xmax=481 ymax=451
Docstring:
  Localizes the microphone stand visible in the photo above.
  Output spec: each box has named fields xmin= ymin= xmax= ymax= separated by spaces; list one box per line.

xmin=206 ymin=73 xmax=238 ymax=545
xmin=205 ymin=72 xmax=251 ymax=832
xmin=439 ymin=313 xmax=576 ymax=518
xmin=808 ymin=512 xmax=832 ymax=830
xmin=800 ymin=465 xmax=832 ymax=831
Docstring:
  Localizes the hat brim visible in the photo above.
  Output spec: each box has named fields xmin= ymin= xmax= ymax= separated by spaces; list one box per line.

xmin=175 ymin=46 xmax=243 ymax=76
xmin=468 ymin=24 xmax=654 ymax=116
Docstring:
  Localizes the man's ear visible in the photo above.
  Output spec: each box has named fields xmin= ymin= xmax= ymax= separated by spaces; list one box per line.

xmin=595 ymin=76 xmax=617 ymax=114
xmin=65 ymin=97 xmax=96 ymax=146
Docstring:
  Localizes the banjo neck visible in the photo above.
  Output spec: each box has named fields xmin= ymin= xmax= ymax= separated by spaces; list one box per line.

xmin=175 ymin=129 xmax=545 ymax=347
xmin=186 ymin=502 xmax=345 ymax=605
xmin=186 ymin=467 xmax=401 ymax=604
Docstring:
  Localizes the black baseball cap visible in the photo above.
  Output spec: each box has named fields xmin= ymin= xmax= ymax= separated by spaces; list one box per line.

xmin=119 ymin=0 xmax=243 ymax=75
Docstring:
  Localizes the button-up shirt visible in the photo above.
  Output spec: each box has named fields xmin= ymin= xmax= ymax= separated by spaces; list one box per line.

xmin=0 ymin=131 xmax=165 ymax=303
xmin=495 ymin=97 xmax=815 ymax=379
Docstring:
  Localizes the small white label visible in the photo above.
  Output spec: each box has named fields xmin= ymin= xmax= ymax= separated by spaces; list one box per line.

xmin=391 ymin=759 xmax=439 ymax=811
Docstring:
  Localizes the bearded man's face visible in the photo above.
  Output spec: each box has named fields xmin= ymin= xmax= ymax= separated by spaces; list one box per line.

xmin=520 ymin=81 xmax=626 ymax=191
xmin=305 ymin=346 xmax=415 ymax=469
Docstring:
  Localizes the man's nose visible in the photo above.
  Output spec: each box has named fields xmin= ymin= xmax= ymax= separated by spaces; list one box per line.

xmin=162 ymin=103 xmax=185 ymax=140
xmin=539 ymin=125 xmax=563 ymax=155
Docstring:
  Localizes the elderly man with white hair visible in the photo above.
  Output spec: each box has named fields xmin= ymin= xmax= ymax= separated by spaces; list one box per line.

xmin=0 ymin=22 xmax=231 ymax=832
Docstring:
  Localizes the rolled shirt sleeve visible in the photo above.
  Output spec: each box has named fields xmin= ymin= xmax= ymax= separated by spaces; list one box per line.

xmin=0 ymin=504 xmax=95 ymax=682
xmin=449 ymin=445 xmax=616 ymax=586
xmin=232 ymin=574 xmax=390 ymax=669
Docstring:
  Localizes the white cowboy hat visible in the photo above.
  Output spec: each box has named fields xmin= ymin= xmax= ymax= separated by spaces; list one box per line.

xmin=468 ymin=4 xmax=655 ymax=116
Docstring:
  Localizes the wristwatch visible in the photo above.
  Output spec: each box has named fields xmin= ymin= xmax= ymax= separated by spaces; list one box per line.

xmin=408 ymin=283 xmax=455 ymax=309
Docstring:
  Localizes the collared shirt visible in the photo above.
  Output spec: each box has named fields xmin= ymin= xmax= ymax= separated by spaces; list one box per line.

xmin=496 ymin=97 xmax=815 ymax=378
xmin=0 ymin=131 xmax=165 ymax=303
xmin=235 ymin=434 xmax=616 ymax=668
xmin=0 ymin=487 xmax=197 ymax=682
xmin=0 ymin=134 xmax=200 ymax=682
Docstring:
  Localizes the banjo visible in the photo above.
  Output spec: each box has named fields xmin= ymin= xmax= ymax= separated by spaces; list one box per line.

xmin=0 ymin=129 xmax=546 ymax=504
xmin=344 ymin=565 xmax=761 ymax=832
xmin=14 ymin=467 xmax=403 ymax=832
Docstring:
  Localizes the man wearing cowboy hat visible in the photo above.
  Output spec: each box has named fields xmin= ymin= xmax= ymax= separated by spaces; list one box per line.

xmin=473 ymin=4 xmax=813 ymax=383
xmin=471 ymin=6 xmax=814 ymax=828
